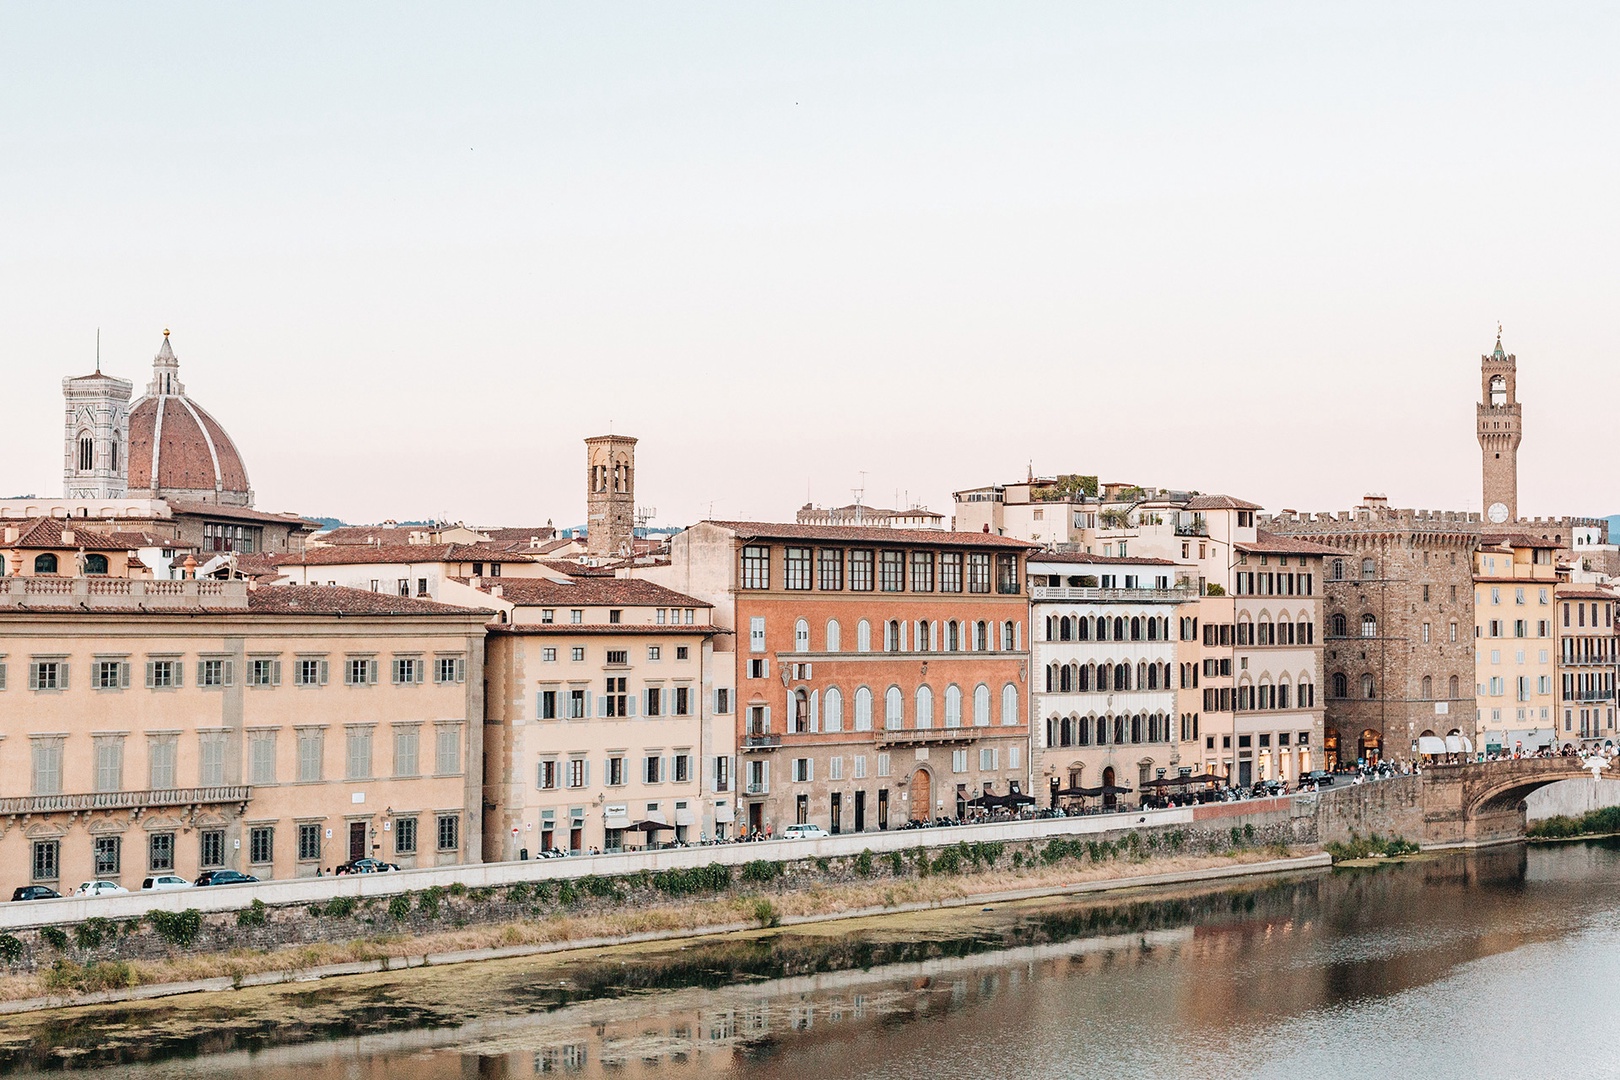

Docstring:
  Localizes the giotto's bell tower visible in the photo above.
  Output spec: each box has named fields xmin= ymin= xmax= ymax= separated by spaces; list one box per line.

xmin=1477 ymin=329 xmax=1521 ymax=525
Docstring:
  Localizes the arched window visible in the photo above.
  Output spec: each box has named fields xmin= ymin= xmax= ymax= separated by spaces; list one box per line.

xmin=1116 ymin=664 xmax=1130 ymax=691
xmin=1146 ymin=617 xmax=1158 ymax=641
xmin=1113 ymin=616 xmax=1125 ymax=640
xmin=1130 ymin=617 xmax=1141 ymax=641
xmin=857 ymin=620 xmax=871 ymax=653
xmin=1059 ymin=665 xmax=1072 ymax=693
xmin=916 ymin=685 xmax=934 ymax=728
xmin=973 ymin=684 xmax=991 ymax=727
xmin=1045 ymin=663 xmax=1056 ymax=693
xmin=1096 ymin=716 xmax=1110 ymax=744
xmin=1331 ymin=558 xmax=1344 ymax=581
xmin=1449 ymin=674 xmax=1460 ymax=699
xmin=1046 ymin=615 xmax=1057 ymax=641
xmin=826 ymin=619 xmax=842 ymax=652
xmin=1331 ymin=613 xmax=1346 ymax=636
xmin=1078 ymin=663 xmax=1092 ymax=692
xmin=945 ymin=684 xmax=963 ymax=728
xmin=1421 ymin=675 xmax=1433 ymax=699
xmin=917 ymin=620 xmax=931 ymax=652
xmin=1078 ymin=715 xmax=1092 ymax=746
xmin=1361 ymin=558 xmax=1376 ymax=579
xmin=110 ymin=441 xmax=118 ymax=472
xmin=1131 ymin=715 xmax=1142 ymax=743
xmin=1095 ymin=616 xmax=1108 ymax=642
xmin=1361 ymin=614 xmax=1377 ymax=638
xmin=1059 ymin=616 xmax=1073 ymax=642
xmin=1001 ymin=683 xmax=1018 ymax=726
xmin=854 ymin=687 xmax=874 ymax=731
xmin=1076 ymin=617 xmax=1090 ymax=641
xmin=793 ymin=690 xmax=810 ymax=734
xmin=794 ymin=619 xmax=810 ymax=653
xmin=84 ymin=553 xmax=109 ymax=575
xmin=1361 ymin=673 xmax=1375 ymax=699
xmin=974 ymin=621 xmax=988 ymax=650
xmin=886 ymin=620 xmax=902 ymax=651
xmin=824 ymin=687 xmax=844 ymax=732
xmin=1001 ymin=621 xmax=1015 ymax=650
xmin=1332 ymin=672 xmax=1348 ymax=698
xmin=77 ymin=435 xmax=93 ymax=472
xmin=884 ymin=686 xmax=903 ymax=730
xmin=947 ymin=620 xmax=960 ymax=651
xmin=1298 ymin=618 xmax=1313 ymax=644
xmin=1489 ymin=373 xmax=1507 ymax=406
xmin=1114 ymin=715 xmax=1127 ymax=743
xmin=34 ymin=553 xmax=58 ymax=574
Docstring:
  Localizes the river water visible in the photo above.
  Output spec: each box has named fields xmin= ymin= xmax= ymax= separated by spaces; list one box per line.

xmin=5 ymin=841 xmax=1620 ymax=1079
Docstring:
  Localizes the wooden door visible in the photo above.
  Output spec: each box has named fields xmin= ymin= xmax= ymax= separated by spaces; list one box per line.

xmin=909 ymin=769 xmax=931 ymax=821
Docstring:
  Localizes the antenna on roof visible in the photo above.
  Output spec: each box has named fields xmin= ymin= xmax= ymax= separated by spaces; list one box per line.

xmin=95 ymin=328 xmax=100 ymax=373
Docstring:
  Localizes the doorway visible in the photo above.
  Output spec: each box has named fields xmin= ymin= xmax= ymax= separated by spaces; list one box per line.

xmin=748 ymin=802 xmax=765 ymax=837
xmin=1238 ymin=758 xmax=1253 ymax=787
xmin=348 ymin=822 xmax=367 ymax=862
xmin=830 ymin=792 xmax=842 ymax=834
xmin=1359 ymin=728 xmax=1382 ymax=765
xmin=878 ymin=789 xmax=889 ymax=830
xmin=569 ymin=823 xmax=583 ymax=853
xmin=796 ymin=794 xmax=809 ymax=825
xmin=908 ymin=769 xmax=932 ymax=822
xmin=854 ymin=790 xmax=866 ymax=832
xmin=1102 ymin=766 xmax=1116 ymax=809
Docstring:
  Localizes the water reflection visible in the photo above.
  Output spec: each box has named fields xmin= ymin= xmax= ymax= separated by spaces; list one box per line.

xmin=6 ymin=841 xmax=1620 ymax=1079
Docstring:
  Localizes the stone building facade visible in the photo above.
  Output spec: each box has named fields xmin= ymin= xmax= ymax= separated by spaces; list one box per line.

xmin=584 ymin=434 xmax=637 ymax=559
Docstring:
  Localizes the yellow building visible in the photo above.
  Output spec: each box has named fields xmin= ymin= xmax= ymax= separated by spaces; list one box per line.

xmin=1473 ymin=535 xmax=1560 ymax=754
xmin=0 ymin=576 xmax=489 ymax=896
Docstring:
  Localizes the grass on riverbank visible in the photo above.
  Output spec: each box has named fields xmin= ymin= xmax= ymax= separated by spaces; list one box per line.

xmin=0 ymin=845 xmax=1303 ymax=1005
xmin=1324 ymin=833 xmax=1421 ymax=863
xmin=1526 ymin=805 xmax=1620 ymax=840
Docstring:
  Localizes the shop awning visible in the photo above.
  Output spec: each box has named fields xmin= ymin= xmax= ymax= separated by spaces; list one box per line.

xmin=1417 ymin=736 xmax=1447 ymax=755
xmin=604 ymin=812 xmax=632 ymax=830
xmin=713 ymin=802 xmax=735 ymax=823
xmin=674 ymin=809 xmax=696 ymax=827
xmin=1445 ymin=735 xmax=1474 ymax=754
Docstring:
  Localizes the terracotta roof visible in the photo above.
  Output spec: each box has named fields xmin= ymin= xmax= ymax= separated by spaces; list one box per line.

xmin=1183 ymin=495 xmax=1264 ymax=511
xmin=0 ymin=518 xmax=132 ymax=551
xmin=703 ymin=521 xmax=1038 ymax=548
xmin=128 ymin=389 xmax=251 ymax=499
xmin=1481 ymin=532 xmax=1564 ymax=549
xmin=1235 ymin=530 xmax=1340 ymax=557
xmin=1028 ymin=552 xmax=1178 ymax=566
xmin=164 ymin=501 xmax=321 ymax=529
xmin=1555 ymin=587 xmax=1618 ymax=600
xmin=540 ymin=559 xmax=617 ymax=577
xmin=104 ymin=530 xmax=184 ymax=548
xmin=277 ymin=544 xmax=536 ymax=567
xmin=313 ymin=525 xmax=428 ymax=545
xmin=456 ymin=576 xmax=709 ymax=608
xmin=478 ymin=526 xmax=559 ymax=546
xmin=245 ymin=584 xmax=491 ymax=616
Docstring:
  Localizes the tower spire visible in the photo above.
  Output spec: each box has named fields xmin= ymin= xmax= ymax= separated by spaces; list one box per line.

xmin=95 ymin=328 xmax=100 ymax=374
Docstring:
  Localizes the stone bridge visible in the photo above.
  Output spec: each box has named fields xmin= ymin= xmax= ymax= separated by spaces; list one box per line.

xmin=1314 ymin=757 xmax=1599 ymax=848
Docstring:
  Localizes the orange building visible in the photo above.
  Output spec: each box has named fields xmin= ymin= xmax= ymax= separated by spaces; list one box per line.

xmin=642 ymin=522 xmax=1035 ymax=837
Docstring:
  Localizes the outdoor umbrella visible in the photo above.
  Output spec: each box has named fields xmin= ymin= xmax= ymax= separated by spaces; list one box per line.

xmin=627 ymin=819 xmax=670 ymax=834
xmin=1094 ymin=784 xmax=1134 ymax=796
xmin=1003 ymin=791 xmax=1036 ymax=806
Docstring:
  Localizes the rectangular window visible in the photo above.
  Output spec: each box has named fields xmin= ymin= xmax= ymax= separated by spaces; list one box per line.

xmin=571 ymin=647 xmax=585 ymax=662
xmin=393 ymin=657 xmax=420 ymax=684
xmin=250 ymin=658 xmax=279 ymax=686
xmin=346 ymin=658 xmax=375 ymax=686
xmin=95 ymin=659 xmax=126 ymax=690
xmin=604 ymin=676 xmax=628 ymax=715
xmin=818 ymin=548 xmax=844 ymax=590
xmin=435 ymin=726 xmax=461 ymax=774
xmin=646 ymin=687 xmax=662 ymax=716
xmin=748 ymin=658 xmax=768 ymax=679
xmin=569 ymin=688 xmax=587 ymax=718
xmin=606 ymin=649 xmax=628 ymax=666
xmin=199 ymin=829 xmax=225 ymax=869
xmin=648 ymin=646 xmax=661 ymax=661
xmin=967 ymin=553 xmax=992 ymax=593
xmin=250 ymin=731 xmax=277 ymax=784
xmin=849 ymin=549 xmax=874 ymax=591
xmin=297 ymin=729 xmax=324 ymax=782
xmin=249 ymin=826 xmax=274 ymax=865
xmin=879 ymin=550 xmax=905 ymax=591
xmin=93 ymin=736 xmax=125 ymax=793
xmin=675 ymin=686 xmax=690 ymax=715
xmin=741 ymin=545 xmax=771 ymax=589
xmin=938 ymin=552 xmax=963 ymax=593
xmin=435 ymin=656 xmax=465 ymax=683
xmin=94 ymin=835 xmax=121 ymax=877
xmin=199 ymin=731 xmax=226 ymax=785
xmin=715 ymin=688 xmax=731 ymax=714
xmin=298 ymin=823 xmax=321 ymax=862
xmin=996 ymin=554 xmax=1020 ymax=594
xmin=910 ymin=551 xmax=934 ymax=592
xmin=148 ymin=735 xmax=178 ymax=789
xmin=395 ymin=817 xmax=417 ymax=855
xmin=148 ymin=659 xmax=178 ymax=689
xmin=32 ymin=839 xmax=59 ymax=882
xmin=952 ymin=749 xmax=968 ymax=773
xmin=200 ymin=658 xmax=231 ymax=688
xmin=854 ymin=754 xmax=868 ymax=779
xmin=542 ymin=648 xmax=558 ymax=663
xmin=792 ymin=757 xmax=813 ymax=783
xmin=539 ymin=689 xmax=558 ymax=719
xmin=784 ymin=547 xmax=812 ymax=590
xmin=714 ymin=755 xmax=730 ymax=792
xmin=645 ymin=755 xmax=663 ymax=783
xmin=749 ymin=616 xmax=766 ymax=652
xmin=345 ymin=727 xmax=373 ymax=779
xmin=29 ymin=660 xmax=64 ymax=691
xmin=877 ymin=752 xmax=891 ymax=777
xmin=539 ymin=759 xmax=559 ymax=790
xmin=437 ymin=814 xmax=459 ymax=852
xmin=607 ymin=756 xmax=626 ymax=785
xmin=979 ymin=747 xmax=998 ymax=770
xmin=566 ymin=757 xmax=587 ymax=788
xmin=676 ymin=645 xmax=689 ymax=660
xmin=295 ymin=657 xmax=327 ymax=686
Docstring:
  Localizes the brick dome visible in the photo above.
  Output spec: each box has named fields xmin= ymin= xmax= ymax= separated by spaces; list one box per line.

xmin=125 ymin=332 xmax=253 ymax=507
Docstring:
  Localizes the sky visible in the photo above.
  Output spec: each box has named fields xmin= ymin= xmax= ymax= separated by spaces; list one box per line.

xmin=2 ymin=3 xmax=1617 ymax=528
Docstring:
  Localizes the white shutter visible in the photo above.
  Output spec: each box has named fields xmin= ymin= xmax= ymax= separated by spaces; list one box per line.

xmin=319 ymin=660 xmax=329 ymax=685
xmin=196 ymin=660 xmax=206 ymax=685
xmin=810 ymin=690 xmax=819 ymax=733
xmin=224 ymin=660 xmax=234 ymax=687
xmin=582 ymin=759 xmax=591 ymax=787
xmin=762 ymin=706 xmax=771 ymax=732
xmin=596 ymin=692 xmax=606 ymax=718
xmin=145 ymin=661 xmax=155 ymax=689
xmin=369 ymin=659 xmax=378 ymax=685
xmin=28 ymin=663 xmax=38 ymax=691
xmin=628 ymin=693 xmax=638 ymax=717
xmin=120 ymin=661 xmax=130 ymax=689
xmin=273 ymin=660 xmax=282 ymax=686
xmin=416 ymin=660 xmax=425 ymax=684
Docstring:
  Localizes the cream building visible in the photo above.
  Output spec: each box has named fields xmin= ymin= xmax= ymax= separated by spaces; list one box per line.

xmin=0 ymin=578 xmax=488 ymax=896
xmin=452 ymin=575 xmax=726 ymax=856
xmin=1472 ymin=535 xmax=1560 ymax=753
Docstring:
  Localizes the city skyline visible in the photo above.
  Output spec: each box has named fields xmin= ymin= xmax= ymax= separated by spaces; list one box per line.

xmin=5 ymin=3 xmax=1618 ymax=526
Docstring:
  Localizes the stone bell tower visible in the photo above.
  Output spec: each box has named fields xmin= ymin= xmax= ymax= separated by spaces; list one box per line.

xmin=62 ymin=333 xmax=133 ymax=499
xmin=1476 ymin=328 xmax=1522 ymax=525
xmin=585 ymin=434 xmax=637 ymax=558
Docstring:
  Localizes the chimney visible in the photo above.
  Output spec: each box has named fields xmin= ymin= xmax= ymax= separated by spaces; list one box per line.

xmin=61 ymin=528 xmax=74 ymax=545
xmin=3 ymin=527 xmax=16 ymax=544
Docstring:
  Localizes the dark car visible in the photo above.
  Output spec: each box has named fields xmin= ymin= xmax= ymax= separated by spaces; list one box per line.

xmin=334 ymin=858 xmax=398 ymax=875
xmin=194 ymin=869 xmax=259 ymax=887
xmin=1300 ymin=770 xmax=1335 ymax=787
xmin=11 ymin=885 xmax=61 ymax=901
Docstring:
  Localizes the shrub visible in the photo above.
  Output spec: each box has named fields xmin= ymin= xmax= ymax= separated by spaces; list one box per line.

xmin=751 ymin=899 xmax=780 ymax=928
xmin=651 ymin=865 xmax=731 ymax=897
xmin=1012 ymin=850 xmax=1025 ymax=869
xmin=1243 ymin=823 xmax=1256 ymax=842
xmin=417 ymin=887 xmax=444 ymax=918
xmin=41 ymin=926 xmax=69 ymax=952
xmin=74 ymin=917 xmax=116 ymax=950
xmin=322 ymin=896 xmax=356 ymax=919
xmin=468 ymin=886 xmax=491 ymax=903
xmin=740 ymin=860 xmax=784 ymax=885
xmin=81 ymin=960 xmax=137 ymax=992
xmin=1325 ymin=832 xmax=1421 ymax=862
xmin=886 ymin=851 xmax=905 ymax=876
xmin=388 ymin=893 xmax=413 ymax=920
xmin=448 ymin=882 xmax=468 ymax=898
xmin=557 ymin=881 xmax=579 ymax=906
xmin=237 ymin=899 xmax=269 ymax=928
xmin=147 ymin=909 xmax=202 ymax=948
xmin=0 ymin=935 xmax=23 ymax=965
xmin=504 ymin=882 xmax=532 ymax=906
xmin=853 ymin=850 xmax=875 ymax=877
xmin=930 ymin=847 xmax=961 ymax=875
xmin=43 ymin=959 xmax=84 ymax=992
xmin=1527 ymin=805 xmax=1620 ymax=839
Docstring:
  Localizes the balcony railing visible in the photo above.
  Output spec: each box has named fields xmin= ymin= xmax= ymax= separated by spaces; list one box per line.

xmin=742 ymin=734 xmax=782 ymax=751
xmin=745 ymin=782 xmax=769 ymax=795
xmin=0 ymin=785 xmax=252 ymax=816
xmin=1032 ymin=586 xmax=1196 ymax=603
xmin=875 ymin=727 xmax=982 ymax=748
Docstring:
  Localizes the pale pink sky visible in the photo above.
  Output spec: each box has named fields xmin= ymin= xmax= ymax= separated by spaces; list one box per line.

xmin=3 ymin=4 xmax=1617 ymax=528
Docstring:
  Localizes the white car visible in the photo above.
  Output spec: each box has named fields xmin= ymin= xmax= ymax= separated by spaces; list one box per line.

xmin=142 ymin=875 xmax=193 ymax=892
xmin=74 ymin=880 xmax=129 ymax=897
xmin=782 ymin=823 xmax=829 ymax=839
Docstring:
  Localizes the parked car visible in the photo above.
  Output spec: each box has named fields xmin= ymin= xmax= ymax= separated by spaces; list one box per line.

xmin=194 ymin=869 xmax=259 ymax=887
xmin=334 ymin=858 xmax=399 ymax=875
xmin=782 ymin=823 xmax=830 ymax=840
xmin=1300 ymin=770 xmax=1335 ymax=787
xmin=74 ymin=880 xmax=128 ymax=897
xmin=142 ymin=875 xmax=193 ymax=891
xmin=11 ymin=885 xmax=61 ymax=902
